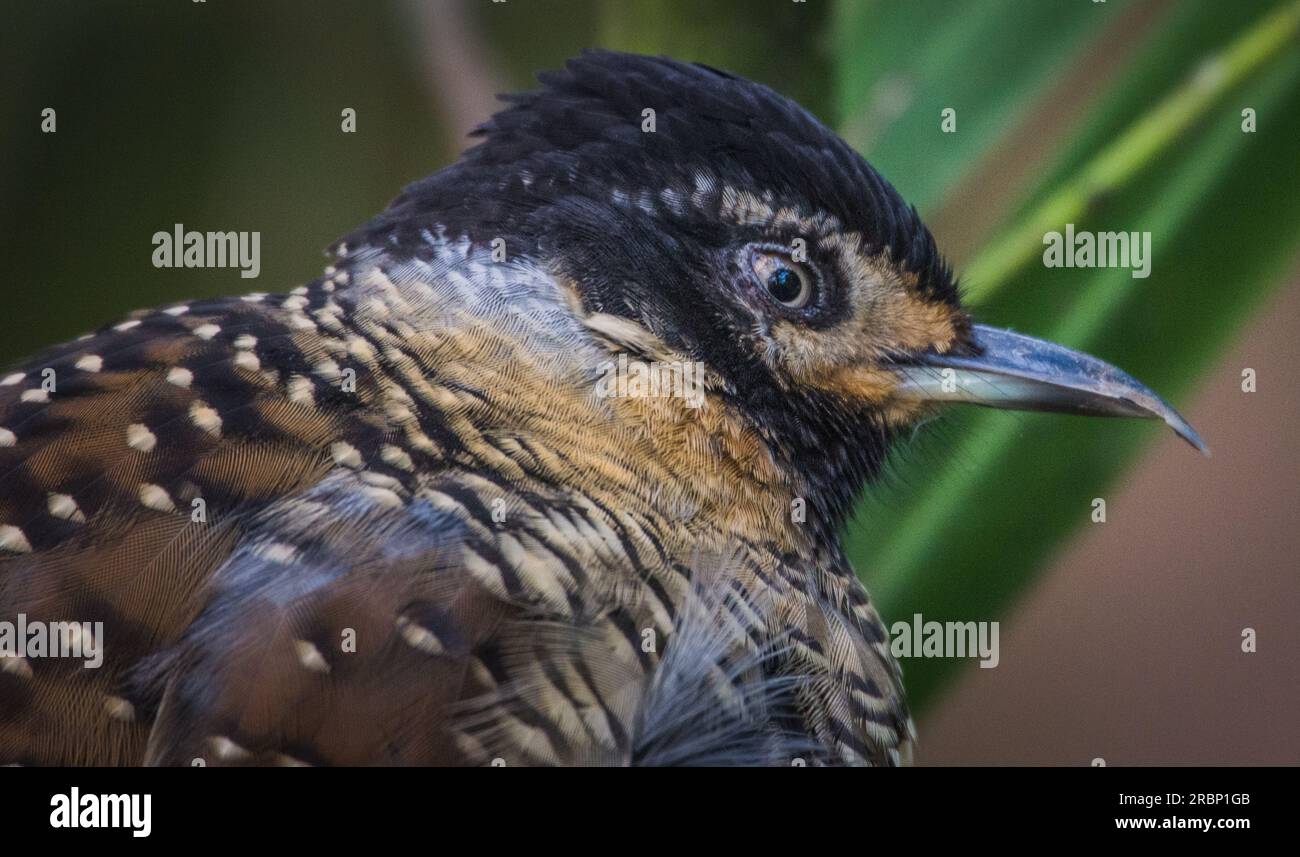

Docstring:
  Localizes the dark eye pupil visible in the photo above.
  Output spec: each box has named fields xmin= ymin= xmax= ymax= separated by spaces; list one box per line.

xmin=767 ymin=267 xmax=802 ymax=303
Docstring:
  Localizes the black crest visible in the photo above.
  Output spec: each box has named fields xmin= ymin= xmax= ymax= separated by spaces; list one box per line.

xmin=349 ymin=51 xmax=953 ymax=302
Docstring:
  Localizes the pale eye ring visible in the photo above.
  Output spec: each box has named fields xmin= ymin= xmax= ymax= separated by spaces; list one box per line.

xmin=749 ymin=249 xmax=814 ymax=309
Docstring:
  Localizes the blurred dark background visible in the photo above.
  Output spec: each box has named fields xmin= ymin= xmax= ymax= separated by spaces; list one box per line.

xmin=3 ymin=0 xmax=1296 ymax=764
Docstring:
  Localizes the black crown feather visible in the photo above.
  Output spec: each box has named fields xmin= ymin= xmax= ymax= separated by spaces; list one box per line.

xmin=348 ymin=51 xmax=954 ymax=303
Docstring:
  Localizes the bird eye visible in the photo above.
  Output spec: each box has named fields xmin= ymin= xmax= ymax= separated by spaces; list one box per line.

xmin=748 ymin=249 xmax=814 ymax=309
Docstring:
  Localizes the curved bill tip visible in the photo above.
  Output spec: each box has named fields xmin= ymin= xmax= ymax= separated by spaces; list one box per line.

xmin=893 ymin=324 xmax=1211 ymax=457
xmin=1154 ymin=403 xmax=1211 ymax=457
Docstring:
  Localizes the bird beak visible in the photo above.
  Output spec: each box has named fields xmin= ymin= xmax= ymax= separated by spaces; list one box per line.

xmin=891 ymin=324 xmax=1209 ymax=455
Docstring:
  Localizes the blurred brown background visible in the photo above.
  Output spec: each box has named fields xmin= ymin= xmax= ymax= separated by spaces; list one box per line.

xmin=921 ymin=275 xmax=1300 ymax=765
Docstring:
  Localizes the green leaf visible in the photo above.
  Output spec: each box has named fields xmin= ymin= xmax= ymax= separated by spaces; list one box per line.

xmin=837 ymin=0 xmax=1300 ymax=710
xmin=832 ymin=0 xmax=1119 ymax=211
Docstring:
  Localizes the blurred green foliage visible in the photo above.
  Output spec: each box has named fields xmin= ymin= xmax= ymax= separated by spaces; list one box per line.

xmin=3 ymin=0 xmax=1296 ymax=714
xmin=834 ymin=0 xmax=1300 ymax=708
xmin=2 ymin=1 xmax=447 ymax=361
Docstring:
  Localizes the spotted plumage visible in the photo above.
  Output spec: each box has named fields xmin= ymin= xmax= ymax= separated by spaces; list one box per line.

xmin=0 ymin=51 xmax=1203 ymax=767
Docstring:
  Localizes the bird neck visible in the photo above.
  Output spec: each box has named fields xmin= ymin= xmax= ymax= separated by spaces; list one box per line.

xmin=324 ymin=241 xmax=849 ymax=555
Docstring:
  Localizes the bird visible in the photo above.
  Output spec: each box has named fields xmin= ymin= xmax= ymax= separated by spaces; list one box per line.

xmin=0 ymin=51 xmax=1204 ymax=767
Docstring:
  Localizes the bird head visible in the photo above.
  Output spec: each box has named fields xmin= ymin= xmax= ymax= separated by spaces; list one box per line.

xmin=348 ymin=51 xmax=1204 ymax=523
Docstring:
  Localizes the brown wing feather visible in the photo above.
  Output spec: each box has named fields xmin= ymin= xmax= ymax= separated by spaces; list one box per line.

xmin=0 ymin=297 xmax=352 ymax=764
